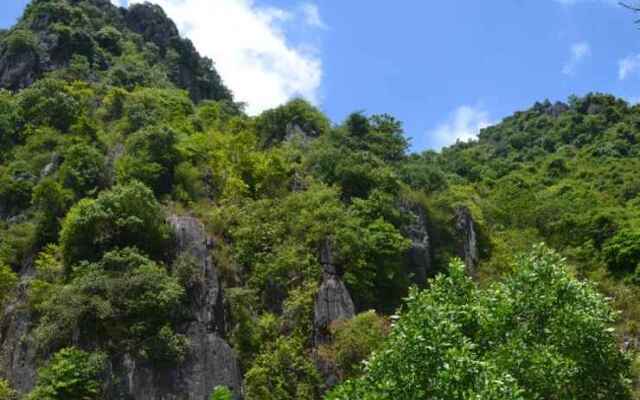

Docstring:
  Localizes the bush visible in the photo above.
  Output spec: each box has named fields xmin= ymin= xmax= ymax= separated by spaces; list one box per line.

xmin=210 ymin=386 xmax=234 ymax=400
xmin=27 ymin=348 xmax=107 ymax=400
xmin=0 ymin=263 xmax=18 ymax=310
xmin=244 ymin=337 xmax=321 ymax=400
xmin=17 ymin=78 xmax=81 ymax=132
xmin=116 ymin=125 xmax=180 ymax=195
xmin=58 ymin=143 xmax=106 ymax=197
xmin=318 ymin=311 xmax=389 ymax=380
xmin=604 ymin=229 xmax=640 ymax=273
xmin=328 ymin=245 xmax=632 ymax=400
xmin=59 ymin=181 xmax=170 ymax=267
xmin=255 ymin=98 xmax=330 ymax=146
xmin=0 ymin=379 xmax=17 ymax=400
xmin=32 ymin=248 xmax=185 ymax=360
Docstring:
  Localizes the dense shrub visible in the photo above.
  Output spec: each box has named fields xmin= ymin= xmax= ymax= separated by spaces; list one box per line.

xmin=116 ymin=125 xmax=180 ymax=195
xmin=318 ymin=310 xmax=389 ymax=380
xmin=59 ymin=181 xmax=170 ymax=266
xmin=31 ymin=248 xmax=186 ymax=360
xmin=27 ymin=348 xmax=107 ymax=400
xmin=328 ymin=246 xmax=632 ymax=400
xmin=244 ymin=337 xmax=322 ymax=400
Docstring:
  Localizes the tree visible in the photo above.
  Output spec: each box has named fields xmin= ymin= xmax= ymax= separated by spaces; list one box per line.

xmin=328 ymin=245 xmax=632 ymax=400
xmin=0 ymin=263 xmax=18 ymax=310
xmin=58 ymin=143 xmax=106 ymax=198
xmin=59 ymin=181 xmax=170 ymax=267
xmin=27 ymin=348 xmax=106 ymax=400
xmin=116 ymin=125 xmax=181 ymax=195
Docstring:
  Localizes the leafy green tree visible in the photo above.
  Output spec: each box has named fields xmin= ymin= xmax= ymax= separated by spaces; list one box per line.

xmin=116 ymin=125 xmax=181 ymax=195
xmin=27 ymin=348 xmax=107 ymax=400
xmin=59 ymin=181 xmax=170 ymax=267
xmin=255 ymin=98 xmax=330 ymax=146
xmin=0 ymin=263 xmax=18 ymax=309
xmin=328 ymin=245 xmax=632 ymax=400
xmin=31 ymin=248 xmax=186 ymax=361
xmin=0 ymin=379 xmax=17 ymax=400
xmin=604 ymin=229 xmax=640 ymax=273
xmin=17 ymin=78 xmax=81 ymax=132
xmin=317 ymin=311 xmax=389 ymax=380
xmin=58 ymin=143 xmax=106 ymax=198
xmin=32 ymin=179 xmax=73 ymax=245
xmin=244 ymin=337 xmax=321 ymax=400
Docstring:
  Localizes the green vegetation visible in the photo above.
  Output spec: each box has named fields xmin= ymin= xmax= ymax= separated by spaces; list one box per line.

xmin=328 ymin=246 xmax=631 ymax=400
xmin=27 ymin=348 xmax=107 ymax=400
xmin=0 ymin=1 xmax=639 ymax=399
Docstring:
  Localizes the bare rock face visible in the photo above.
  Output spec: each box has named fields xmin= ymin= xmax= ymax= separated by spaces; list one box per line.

xmin=0 ymin=261 xmax=37 ymax=396
xmin=113 ymin=216 xmax=241 ymax=400
xmin=314 ymin=239 xmax=355 ymax=346
xmin=400 ymin=200 xmax=431 ymax=286
xmin=455 ymin=206 xmax=478 ymax=277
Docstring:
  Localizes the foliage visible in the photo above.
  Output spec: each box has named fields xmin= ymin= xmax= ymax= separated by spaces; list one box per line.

xmin=210 ymin=386 xmax=234 ymax=400
xmin=116 ymin=125 xmax=181 ymax=195
xmin=27 ymin=348 xmax=107 ymax=400
xmin=31 ymin=247 xmax=186 ymax=361
xmin=59 ymin=181 xmax=170 ymax=267
xmin=0 ymin=263 xmax=18 ymax=309
xmin=328 ymin=245 xmax=632 ymax=400
xmin=244 ymin=337 xmax=322 ymax=400
xmin=255 ymin=98 xmax=330 ymax=146
xmin=0 ymin=380 xmax=16 ymax=400
xmin=317 ymin=310 xmax=389 ymax=380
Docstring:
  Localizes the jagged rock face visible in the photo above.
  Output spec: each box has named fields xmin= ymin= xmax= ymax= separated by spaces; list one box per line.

xmin=400 ymin=201 xmax=431 ymax=286
xmin=455 ymin=206 xmax=478 ymax=277
xmin=113 ymin=216 xmax=241 ymax=400
xmin=0 ymin=0 xmax=231 ymax=103
xmin=0 ymin=47 xmax=40 ymax=91
xmin=0 ymin=261 xmax=37 ymax=396
xmin=314 ymin=240 xmax=355 ymax=345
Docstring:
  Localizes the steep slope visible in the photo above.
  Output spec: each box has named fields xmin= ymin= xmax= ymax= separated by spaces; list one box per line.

xmin=0 ymin=0 xmax=231 ymax=102
xmin=0 ymin=0 xmax=638 ymax=399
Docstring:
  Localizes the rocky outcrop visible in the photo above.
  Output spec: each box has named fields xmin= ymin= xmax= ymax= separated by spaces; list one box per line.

xmin=0 ymin=0 xmax=231 ymax=103
xmin=112 ymin=216 xmax=241 ymax=399
xmin=455 ymin=206 xmax=478 ymax=277
xmin=0 ymin=261 xmax=37 ymax=396
xmin=400 ymin=200 xmax=431 ymax=286
xmin=314 ymin=239 xmax=355 ymax=346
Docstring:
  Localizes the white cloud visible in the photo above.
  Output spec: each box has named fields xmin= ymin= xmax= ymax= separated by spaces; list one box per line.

xmin=562 ymin=42 xmax=591 ymax=75
xmin=427 ymin=105 xmax=492 ymax=150
xmin=300 ymin=3 xmax=326 ymax=29
xmin=111 ymin=0 xmax=325 ymax=115
xmin=619 ymin=54 xmax=640 ymax=80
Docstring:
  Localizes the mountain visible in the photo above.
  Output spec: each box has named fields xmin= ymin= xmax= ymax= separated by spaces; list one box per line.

xmin=0 ymin=1 xmax=639 ymax=399
xmin=0 ymin=0 xmax=231 ymax=102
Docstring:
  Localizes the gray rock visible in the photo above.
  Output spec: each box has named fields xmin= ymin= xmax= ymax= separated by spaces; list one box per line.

xmin=455 ymin=206 xmax=478 ymax=277
xmin=108 ymin=216 xmax=242 ymax=400
xmin=0 ymin=265 xmax=38 ymax=396
xmin=399 ymin=200 xmax=431 ymax=286
xmin=314 ymin=239 xmax=355 ymax=345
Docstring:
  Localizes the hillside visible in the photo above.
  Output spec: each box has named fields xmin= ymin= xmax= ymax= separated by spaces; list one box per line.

xmin=1 ymin=1 xmax=639 ymax=400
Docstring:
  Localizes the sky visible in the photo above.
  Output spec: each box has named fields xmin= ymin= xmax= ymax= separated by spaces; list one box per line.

xmin=1 ymin=0 xmax=640 ymax=152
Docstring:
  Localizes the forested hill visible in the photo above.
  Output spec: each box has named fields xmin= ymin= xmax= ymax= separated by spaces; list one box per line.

xmin=0 ymin=0 xmax=231 ymax=102
xmin=1 ymin=1 xmax=640 ymax=400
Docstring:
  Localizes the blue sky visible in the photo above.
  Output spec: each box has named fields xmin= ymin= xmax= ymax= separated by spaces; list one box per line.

xmin=2 ymin=0 xmax=639 ymax=152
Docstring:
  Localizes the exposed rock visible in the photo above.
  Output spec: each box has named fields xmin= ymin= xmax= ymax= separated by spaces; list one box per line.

xmin=0 ymin=260 xmax=38 ymax=396
xmin=168 ymin=215 xmax=226 ymax=335
xmin=455 ymin=206 xmax=478 ymax=277
xmin=314 ymin=239 xmax=355 ymax=345
xmin=109 ymin=216 xmax=242 ymax=399
xmin=40 ymin=153 xmax=60 ymax=178
xmin=399 ymin=200 xmax=431 ymax=286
